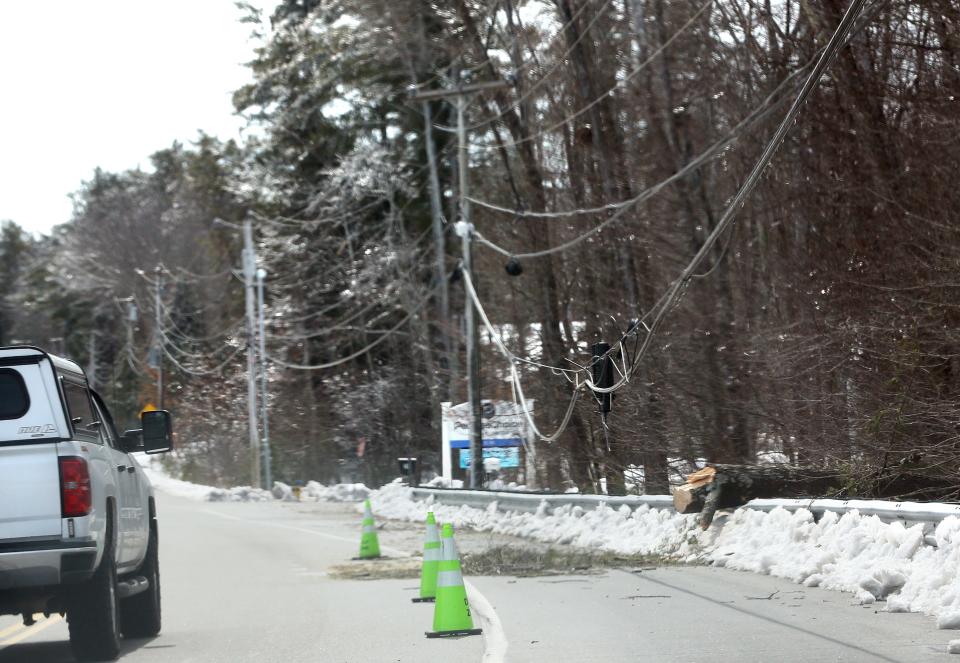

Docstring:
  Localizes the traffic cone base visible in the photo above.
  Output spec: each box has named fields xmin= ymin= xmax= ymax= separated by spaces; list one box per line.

xmin=425 ymin=627 xmax=483 ymax=638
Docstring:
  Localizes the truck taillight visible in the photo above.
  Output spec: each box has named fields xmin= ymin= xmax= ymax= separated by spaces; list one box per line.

xmin=59 ymin=456 xmax=91 ymax=518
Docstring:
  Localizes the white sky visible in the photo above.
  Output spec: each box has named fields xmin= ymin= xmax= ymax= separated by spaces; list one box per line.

xmin=0 ymin=1 xmax=276 ymax=236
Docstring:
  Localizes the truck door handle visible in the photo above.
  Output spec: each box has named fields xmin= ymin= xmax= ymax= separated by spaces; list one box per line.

xmin=127 ymin=466 xmax=136 ymax=474
xmin=117 ymin=465 xmax=127 ymax=472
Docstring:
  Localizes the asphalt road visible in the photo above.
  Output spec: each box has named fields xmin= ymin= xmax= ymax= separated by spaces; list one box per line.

xmin=0 ymin=492 xmax=952 ymax=662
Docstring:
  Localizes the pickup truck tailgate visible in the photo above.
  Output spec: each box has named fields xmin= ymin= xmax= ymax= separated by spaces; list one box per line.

xmin=0 ymin=444 xmax=62 ymax=539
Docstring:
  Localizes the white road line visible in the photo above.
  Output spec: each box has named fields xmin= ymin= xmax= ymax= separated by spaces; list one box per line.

xmin=0 ymin=615 xmax=63 ymax=650
xmin=465 ymin=579 xmax=508 ymax=663
xmin=200 ymin=508 xmax=408 ymax=557
xmin=0 ymin=622 xmax=24 ymax=640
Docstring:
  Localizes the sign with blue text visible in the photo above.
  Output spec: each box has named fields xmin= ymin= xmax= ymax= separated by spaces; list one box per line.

xmin=459 ymin=447 xmax=520 ymax=469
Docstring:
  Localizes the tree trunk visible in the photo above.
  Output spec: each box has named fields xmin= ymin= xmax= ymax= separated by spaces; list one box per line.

xmin=674 ymin=464 xmax=844 ymax=528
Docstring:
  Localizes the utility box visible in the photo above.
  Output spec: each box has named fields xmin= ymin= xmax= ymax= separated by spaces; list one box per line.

xmin=398 ymin=457 xmax=419 ymax=485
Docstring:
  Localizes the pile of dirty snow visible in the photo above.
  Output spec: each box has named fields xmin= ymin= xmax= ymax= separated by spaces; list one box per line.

xmin=303 ymin=481 xmax=370 ymax=502
xmin=207 ymin=486 xmax=273 ymax=502
xmin=271 ymin=480 xmax=370 ymax=502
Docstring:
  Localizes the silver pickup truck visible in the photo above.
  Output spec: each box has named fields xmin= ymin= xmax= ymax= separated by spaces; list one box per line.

xmin=0 ymin=346 xmax=173 ymax=661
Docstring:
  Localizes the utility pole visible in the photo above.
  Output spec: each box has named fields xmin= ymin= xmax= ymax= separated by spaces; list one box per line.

xmin=154 ymin=266 xmax=164 ymax=409
xmin=419 ymin=96 xmax=455 ymax=400
xmin=256 ymin=267 xmax=272 ymax=490
xmin=412 ymin=75 xmax=511 ymax=490
xmin=242 ymin=218 xmax=261 ymax=489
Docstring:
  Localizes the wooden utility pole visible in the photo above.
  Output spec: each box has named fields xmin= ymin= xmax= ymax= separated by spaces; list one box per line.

xmin=412 ymin=76 xmax=511 ymax=490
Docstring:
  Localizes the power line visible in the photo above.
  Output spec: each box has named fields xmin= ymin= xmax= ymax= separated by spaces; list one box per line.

xmin=159 ymin=342 xmax=246 ymax=377
xmin=461 ymin=267 xmax=582 ymax=442
xmin=577 ymin=0 xmax=870 ymax=397
xmin=460 ymin=0 xmax=870 ymax=438
xmin=432 ymin=0 xmax=616 ymax=135
xmin=471 ymin=54 xmax=816 ymax=260
xmin=265 ymin=280 xmax=441 ymax=371
xmin=470 ymin=53 xmax=814 ymax=221
xmin=460 ymin=0 xmax=714 ymax=152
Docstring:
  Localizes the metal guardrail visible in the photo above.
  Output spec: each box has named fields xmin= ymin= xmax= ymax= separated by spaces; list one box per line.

xmin=410 ymin=487 xmax=960 ymax=527
xmin=410 ymin=487 xmax=674 ymax=513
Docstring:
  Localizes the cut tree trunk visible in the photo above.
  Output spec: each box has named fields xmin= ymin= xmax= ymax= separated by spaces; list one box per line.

xmin=674 ymin=464 xmax=843 ymax=529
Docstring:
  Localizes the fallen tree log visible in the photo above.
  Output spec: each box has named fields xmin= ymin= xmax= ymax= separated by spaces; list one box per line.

xmin=673 ymin=464 xmax=843 ymax=529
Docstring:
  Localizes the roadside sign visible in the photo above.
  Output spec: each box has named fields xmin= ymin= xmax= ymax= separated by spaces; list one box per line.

xmin=441 ymin=400 xmax=533 ymax=480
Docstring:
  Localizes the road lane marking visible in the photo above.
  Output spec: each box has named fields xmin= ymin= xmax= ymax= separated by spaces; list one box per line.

xmin=201 ymin=508 xmax=407 ymax=556
xmin=0 ymin=615 xmax=63 ymax=648
xmin=0 ymin=622 xmax=24 ymax=640
xmin=464 ymin=580 xmax=508 ymax=663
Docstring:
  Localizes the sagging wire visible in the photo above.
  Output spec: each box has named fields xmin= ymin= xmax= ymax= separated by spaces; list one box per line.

xmin=470 ymin=52 xmax=815 ymax=225
xmin=460 ymin=0 xmax=870 ymax=435
xmin=432 ymin=0 xmax=618 ymax=135
xmin=459 ymin=0 xmax=714 ymax=151
xmin=264 ymin=277 xmax=444 ymax=371
xmin=462 ymin=267 xmax=582 ymax=443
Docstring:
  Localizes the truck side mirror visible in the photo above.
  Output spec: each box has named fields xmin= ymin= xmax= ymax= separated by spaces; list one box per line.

xmin=141 ymin=410 xmax=174 ymax=454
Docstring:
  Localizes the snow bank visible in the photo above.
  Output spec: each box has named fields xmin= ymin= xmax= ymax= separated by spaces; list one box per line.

xmin=142 ymin=459 xmax=370 ymax=504
xmin=369 ymin=482 xmax=960 ymax=629
xmin=302 ymin=481 xmax=370 ymax=502
xmin=138 ymin=457 xmax=272 ymax=502
xmin=207 ymin=486 xmax=274 ymax=502
xmin=370 ymin=481 xmax=704 ymax=557
xmin=140 ymin=462 xmax=220 ymax=501
xmin=271 ymin=480 xmax=371 ymax=503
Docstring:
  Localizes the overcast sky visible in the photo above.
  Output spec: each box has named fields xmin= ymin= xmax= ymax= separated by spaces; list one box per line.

xmin=0 ymin=1 xmax=274 ymax=236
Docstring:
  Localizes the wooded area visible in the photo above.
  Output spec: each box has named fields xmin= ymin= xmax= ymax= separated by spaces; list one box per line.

xmin=1 ymin=0 xmax=958 ymax=496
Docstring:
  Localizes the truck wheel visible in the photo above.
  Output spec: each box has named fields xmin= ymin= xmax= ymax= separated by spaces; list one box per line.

xmin=120 ymin=525 xmax=161 ymax=638
xmin=67 ymin=524 xmax=121 ymax=662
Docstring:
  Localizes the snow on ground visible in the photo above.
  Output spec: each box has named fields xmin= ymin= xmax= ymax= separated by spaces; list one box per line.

xmin=370 ymin=481 xmax=701 ymax=557
xmin=143 ymin=460 xmax=960 ymax=631
xmin=139 ymin=457 xmax=369 ymax=504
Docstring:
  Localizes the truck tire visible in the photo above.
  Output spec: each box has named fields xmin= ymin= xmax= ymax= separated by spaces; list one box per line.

xmin=67 ymin=520 xmax=121 ymax=662
xmin=120 ymin=525 xmax=161 ymax=638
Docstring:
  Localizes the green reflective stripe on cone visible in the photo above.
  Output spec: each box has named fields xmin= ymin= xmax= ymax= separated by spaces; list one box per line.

xmin=426 ymin=523 xmax=482 ymax=638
